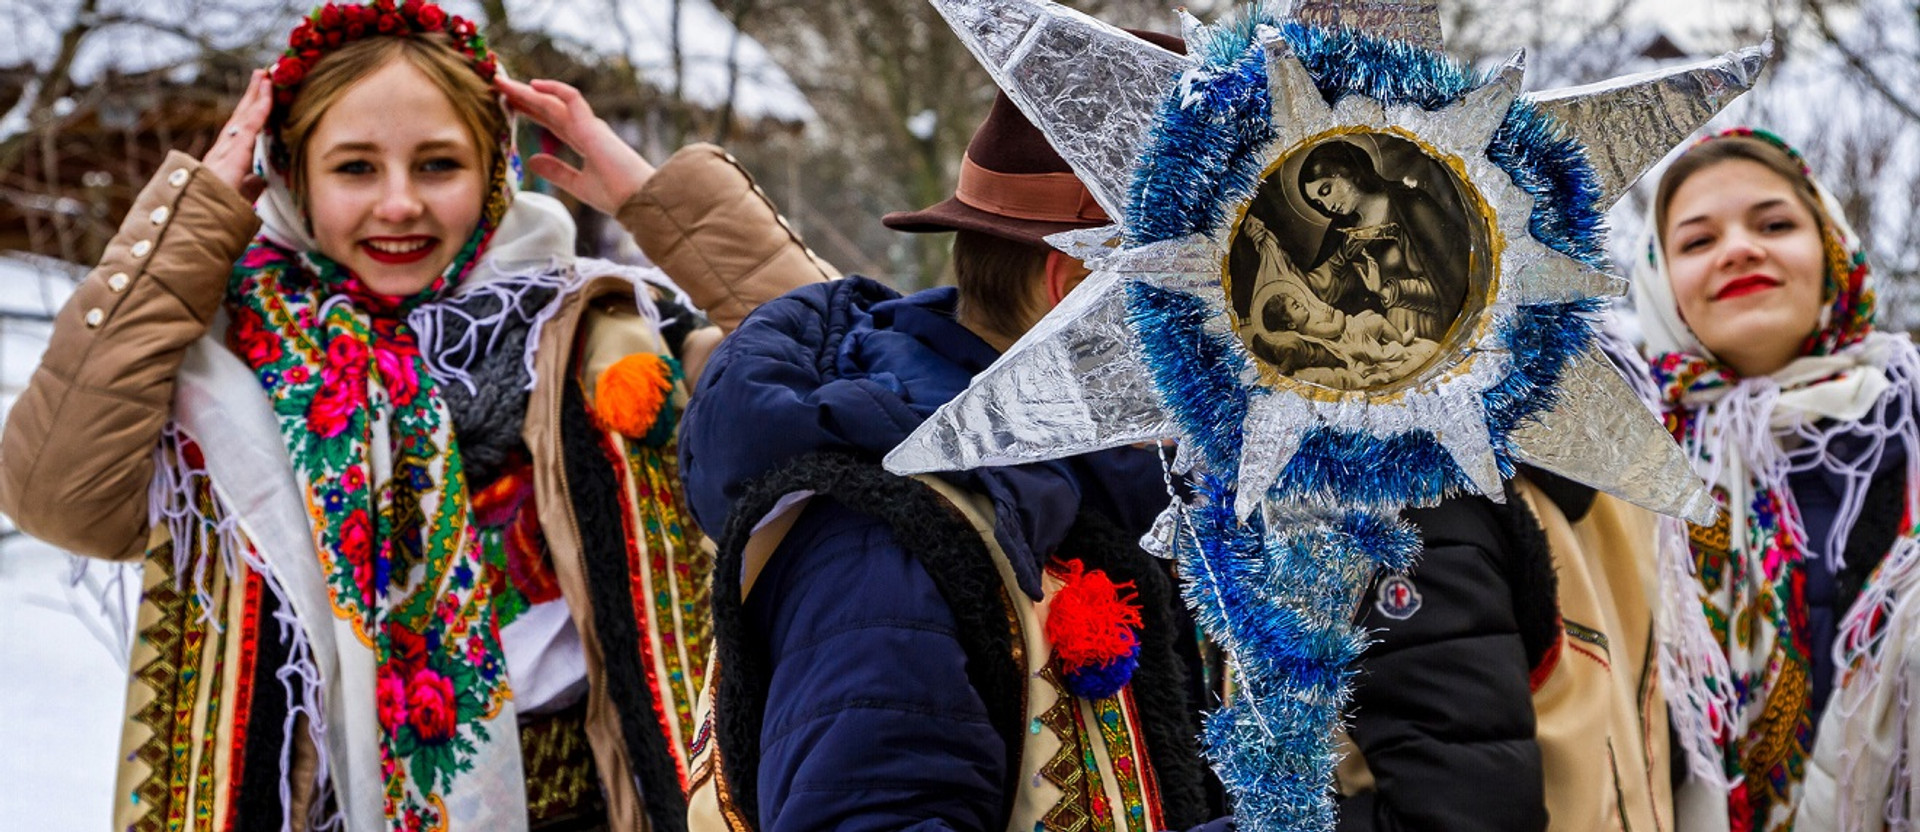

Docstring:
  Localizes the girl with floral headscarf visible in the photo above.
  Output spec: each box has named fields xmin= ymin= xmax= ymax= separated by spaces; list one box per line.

xmin=0 ymin=2 xmax=831 ymax=829
xmin=1637 ymin=128 xmax=1920 ymax=831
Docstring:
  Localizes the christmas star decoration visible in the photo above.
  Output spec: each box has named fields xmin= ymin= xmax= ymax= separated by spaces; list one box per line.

xmin=885 ymin=1 xmax=1768 ymax=828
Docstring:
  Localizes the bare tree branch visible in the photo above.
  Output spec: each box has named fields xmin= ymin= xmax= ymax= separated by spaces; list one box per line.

xmin=1802 ymin=0 xmax=1920 ymax=124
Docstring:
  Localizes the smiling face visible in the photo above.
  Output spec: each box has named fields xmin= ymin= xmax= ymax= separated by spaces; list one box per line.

xmin=1661 ymin=158 xmax=1828 ymax=377
xmin=302 ymin=58 xmax=487 ymax=296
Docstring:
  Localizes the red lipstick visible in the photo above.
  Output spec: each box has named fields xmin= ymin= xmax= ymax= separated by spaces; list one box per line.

xmin=1714 ymin=274 xmax=1780 ymax=301
xmin=361 ymin=236 xmax=437 ymax=265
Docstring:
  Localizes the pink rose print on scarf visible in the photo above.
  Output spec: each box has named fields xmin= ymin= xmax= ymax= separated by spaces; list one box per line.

xmin=407 ymin=669 xmax=458 ymax=744
xmin=374 ymin=343 xmax=421 ymax=407
xmin=377 ymin=667 xmax=410 ymax=730
xmin=308 ymin=337 xmax=370 ymax=438
xmin=307 ymin=383 xmax=357 ymax=438
xmin=238 ymin=246 xmax=288 ymax=270
xmin=340 ymin=508 xmax=375 ymax=595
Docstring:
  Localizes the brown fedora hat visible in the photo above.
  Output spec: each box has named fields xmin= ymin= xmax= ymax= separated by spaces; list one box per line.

xmin=882 ymin=28 xmax=1186 ymax=248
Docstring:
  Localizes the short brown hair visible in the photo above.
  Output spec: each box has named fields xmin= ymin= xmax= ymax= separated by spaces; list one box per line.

xmin=281 ymin=33 xmax=503 ymax=195
xmin=951 ymin=229 xmax=1049 ymax=343
xmin=1654 ymin=135 xmax=1831 ymax=249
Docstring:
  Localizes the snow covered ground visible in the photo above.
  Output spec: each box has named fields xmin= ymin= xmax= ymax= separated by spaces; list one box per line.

xmin=0 ymin=252 xmax=139 ymax=829
xmin=0 ymin=537 xmax=139 ymax=830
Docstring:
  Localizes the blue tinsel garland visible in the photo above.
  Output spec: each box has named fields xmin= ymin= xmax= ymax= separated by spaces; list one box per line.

xmin=1175 ymin=474 xmax=1422 ymax=829
xmin=1127 ymin=282 xmax=1250 ymax=477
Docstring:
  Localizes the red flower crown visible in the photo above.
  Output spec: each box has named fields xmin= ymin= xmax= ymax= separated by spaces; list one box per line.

xmin=270 ymin=0 xmax=497 ymax=124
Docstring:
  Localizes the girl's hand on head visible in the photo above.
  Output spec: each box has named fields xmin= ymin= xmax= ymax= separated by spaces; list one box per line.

xmin=204 ymin=69 xmax=270 ymax=203
xmin=498 ymin=77 xmax=655 ymax=216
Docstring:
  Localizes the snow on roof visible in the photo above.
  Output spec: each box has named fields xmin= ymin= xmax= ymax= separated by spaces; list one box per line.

xmin=0 ymin=79 xmax=35 ymax=144
xmin=0 ymin=0 xmax=812 ymax=124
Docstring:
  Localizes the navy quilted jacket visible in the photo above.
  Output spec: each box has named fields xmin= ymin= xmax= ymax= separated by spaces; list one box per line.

xmin=680 ymin=277 xmax=1227 ymax=832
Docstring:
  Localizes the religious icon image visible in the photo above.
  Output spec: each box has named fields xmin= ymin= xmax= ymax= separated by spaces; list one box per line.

xmin=1229 ymin=132 xmax=1479 ymax=389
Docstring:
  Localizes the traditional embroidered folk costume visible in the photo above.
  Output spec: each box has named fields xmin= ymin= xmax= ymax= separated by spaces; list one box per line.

xmin=0 ymin=3 xmax=713 ymax=830
xmin=1639 ymin=129 xmax=1920 ymax=832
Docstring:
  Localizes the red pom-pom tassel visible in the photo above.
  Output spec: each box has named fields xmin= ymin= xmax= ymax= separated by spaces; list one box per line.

xmin=1045 ymin=559 xmax=1144 ymax=669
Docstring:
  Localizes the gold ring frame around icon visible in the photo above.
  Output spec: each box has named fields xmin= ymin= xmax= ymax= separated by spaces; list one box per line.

xmin=1221 ymin=124 xmax=1504 ymax=404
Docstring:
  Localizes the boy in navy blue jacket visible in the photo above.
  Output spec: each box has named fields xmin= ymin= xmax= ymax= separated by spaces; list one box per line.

xmin=674 ymin=63 xmax=1233 ymax=830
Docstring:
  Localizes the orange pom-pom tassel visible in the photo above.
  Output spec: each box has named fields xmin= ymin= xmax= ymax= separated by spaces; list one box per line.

xmin=594 ymin=353 xmax=675 ymax=438
xmin=1045 ymin=559 xmax=1144 ymax=669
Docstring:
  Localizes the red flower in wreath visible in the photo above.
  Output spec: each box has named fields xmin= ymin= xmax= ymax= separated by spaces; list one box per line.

xmin=290 ymin=22 xmax=320 ymax=49
xmin=271 ymin=56 xmax=307 ymax=87
xmin=407 ymin=669 xmax=458 ymax=743
xmin=269 ymin=2 xmax=496 ymax=137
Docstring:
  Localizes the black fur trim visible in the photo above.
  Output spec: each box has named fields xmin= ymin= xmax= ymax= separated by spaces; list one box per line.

xmin=1502 ymin=479 xmax=1564 ymax=675
xmin=560 ymin=377 xmax=687 ymax=832
xmin=237 ymin=580 xmax=292 ymax=828
xmin=1058 ymin=511 xmax=1211 ymax=828
xmin=709 ymin=453 xmax=1025 ymax=829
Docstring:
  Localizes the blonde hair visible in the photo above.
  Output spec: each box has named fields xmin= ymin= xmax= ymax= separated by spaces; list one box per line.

xmin=281 ymin=33 xmax=503 ymax=195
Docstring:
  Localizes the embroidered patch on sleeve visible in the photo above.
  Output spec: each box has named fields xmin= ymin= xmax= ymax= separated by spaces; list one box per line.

xmin=1373 ymin=575 xmax=1423 ymax=620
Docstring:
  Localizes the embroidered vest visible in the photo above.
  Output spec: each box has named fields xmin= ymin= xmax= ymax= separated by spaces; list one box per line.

xmin=684 ymin=453 xmax=1210 ymax=832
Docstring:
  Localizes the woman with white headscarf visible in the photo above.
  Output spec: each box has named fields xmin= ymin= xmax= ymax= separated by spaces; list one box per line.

xmin=1638 ymin=128 xmax=1920 ymax=831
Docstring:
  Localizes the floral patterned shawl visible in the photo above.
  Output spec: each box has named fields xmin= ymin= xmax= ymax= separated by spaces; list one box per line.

xmin=217 ymin=25 xmax=576 ymax=828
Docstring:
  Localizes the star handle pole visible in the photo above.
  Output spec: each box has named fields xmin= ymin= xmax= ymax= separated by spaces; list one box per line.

xmin=1177 ymin=486 xmax=1420 ymax=831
